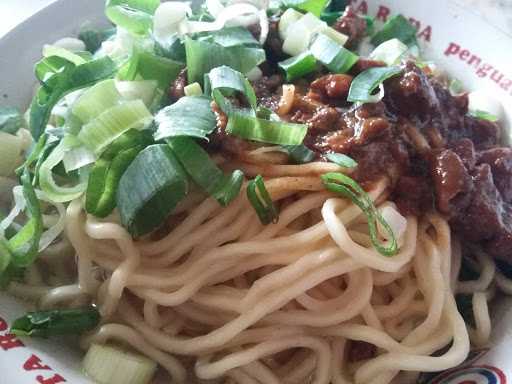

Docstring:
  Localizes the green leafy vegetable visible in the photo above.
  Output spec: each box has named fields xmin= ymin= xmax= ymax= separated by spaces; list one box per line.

xmin=42 ymin=45 xmax=88 ymax=66
xmin=30 ymin=56 xmax=117 ymax=140
xmin=325 ymin=153 xmax=358 ymax=168
xmin=168 ymin=137 xmax=244 ymax=206
xmin=281 ymin=0 xmax=329 ymax=17
xmin=86 ymin=130 xmax=153 ymax=218
xmin=469 ymin=110 xmax=499 ymax=122
xmin=0 ymin=236 xmax=12 ymax=274
xmin=247 ymin=175 xmax=279 ymax=225
xmin=282 ymin=145 xmax=316 ymax=164
xmin=226 ymin=113 xmax=308 ymax=145
xmin=196 ymin=26 xmax=259 ymax=47
xmin=0 ymin=107 xmax=24 ymax=134
xmin=119 ymin=51 xmax=184 ymax=90
xmin=321 ymin=172 xmax=398 ymax=256
xmin=347 ymin=66 xmax=402 ymax=103
xmin=154 ymin=96 xmax=216 ymax=141
xmin=72 ymin=79 xmax=121 ymax=124
xmin=105 ymin=0 xmax=160 ymax=35
xmin=208 ymin=66 xmax=257 ymax=112
xmin=10 ymin=307 xmax=100 ymax=337
xmin=117 ymin=144 xmax=188 ymax=237
xmin=278 ymin=52 xmax=317 ymax=81
xmin=184 ymin=37 xmax=265 ymax=84
xmin=154 ymin=34 xmax=186 ymax=62
xmin=310 ymin=33 xmax=358 ymax=73
xmin=371 ymin=14 xmax=417 ymax=46
xmin=79 ymin=26 xmax=117 ymax=53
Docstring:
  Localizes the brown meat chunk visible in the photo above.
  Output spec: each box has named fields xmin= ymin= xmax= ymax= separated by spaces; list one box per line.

xmin=168 ymin=69 xmax=187 ymax=102
xmin=431 ymin=149 xmax=473 ymax=215
xmin=333 ymin=6 xmax=367 ymax=47
xmin=478 ymin=147 xmax=512 ymax=203
xmin=310 ymin=74 xmax=353 ymax=100
xmin=464 ymin=115 xmax=501 ymax=149
xmin=394 ymin=176 xmax=434 ymax=216
xmin=252 ymin=74 xmax=284 ymax=111
xmin=308 ymin=107 xmax=341 ymax=132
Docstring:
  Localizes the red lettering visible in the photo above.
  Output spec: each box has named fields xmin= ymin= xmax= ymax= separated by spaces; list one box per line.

xmin=376 ymin=5 xmax=390 ymax=22
xmin=459 ymin=49 xmax=471 ymax=61
xmin=418 ymin=25 xmax=432 ymax=42
xmin=468 ymin=54 xmax=482 ymax=68
xmin=490 ymin=70 xmax=504 ymax=84
xmin=36 ymin=374 xmax=66 ymax=384
xmin=501 ymin=78 xmax=512 ymax=92
xmin=444 ymin=42 xmax=460 ymax=57
xmin=356 ymin=1 xmax=368 ymax=15
xmin=23 ymin=354 xmax=52 ymax=371
xmin=408 ymin=17 xmax=420 ymax=30
xmin=0 ymin=317 xmax=7 ymax=332
xmin=0 ymin=333 xmax=24 ymax=351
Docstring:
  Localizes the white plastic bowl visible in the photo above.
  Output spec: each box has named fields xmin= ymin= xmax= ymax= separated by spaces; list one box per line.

xmin=0 ymin=1 xmax=511 ymax=383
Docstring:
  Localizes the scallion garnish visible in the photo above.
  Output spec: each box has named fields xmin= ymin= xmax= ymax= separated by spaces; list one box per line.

xmin=72 ymin=79 xmax=121 ymax=125
xmin=117 ymin=144 xmax=189 ymax=237
xmin=321 ymin=172 xmax=398 ymax=256
xmin=184 ymin=82 xmax=203 ymax=96
xmin=105 ymin=0 xmax=160 ymax=36
xmin=30 ymin=56 xmax=117 ymax=139
xmin=310 ymin=33 xmax=359 ymax=74
xmin=0 ymin=236 xmax=11 ymax=274
xmin=278 ymin=52 xmax=317 ymax=81
xmin=226 ymin=112 xmax=308 ymax=145
xmin=0 ymin=106 xmax=24 ymax=134
xmin=371 ymin=14 xmax=417 ymax=46
xmin=325 ymin=153 xmax=358 ymax=168
xmin=154 ymin=96 xmax=216 ymax=141
xmin=167 ymin=137 xmax=244 ymax=206
xmin=208 ymin=66 xmax=257 ymax=112
xmin=469 ymin=110 xmax=499 ymax=122
xmin=282 ymin=144 xmax=316 ymax=164
xmin=78 ymin=26 xmax=116 ymax=53
xmin=10 ymin=307 xmax=100 ymax=337
xmin=247 ymin=175 xmax=279 ymax=225
xmin=280 ymin=0 xmax=329 ymax=17
xmin=196 ymin=26 xmax=259 ymax=47
xmin=347 ymin=66 xmax=402 ymax=104
xmin=184 ymin=37 xmax=265 ymax=84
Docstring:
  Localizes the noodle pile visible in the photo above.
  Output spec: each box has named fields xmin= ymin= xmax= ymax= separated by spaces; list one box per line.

xmin=7 ymin=158 xmax=509 ymax=384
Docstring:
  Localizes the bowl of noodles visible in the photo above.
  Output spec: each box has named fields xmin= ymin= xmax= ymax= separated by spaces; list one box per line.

xmin=1 ymin=0 xmax=512 ymax=383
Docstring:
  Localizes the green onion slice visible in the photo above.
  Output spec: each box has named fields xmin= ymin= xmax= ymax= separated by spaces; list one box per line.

xmin=310 ymin=33 xmax=359 ymax=74
xmin=30 ymin=56 xmax=117 ymax=140
xmin=226 ymin=113 xmax=307 ymax=145
xmin=469 ymin=110 xmax=499 ymax=122
xmin=78 ymin=26 xmax=116 ymax=53
xmin=278 ymin=52 xmax=317 ymax=81
xmin=281 ymin=0 xmax=329 ymax=17
xmin=282 ymin=144 xmax=316 ymax=164
xmin=117 ymin=144 xmax=188 ymax=237
xmin=154 ymin=96 xmax=216 ymax=141
xmin=105 ymin=0 xmax=160 ymax=36
xmin=42 ymin=45 xmax=88 ymax=66
xmin=72 ymin=79 xmax=121 ymax=125
xmin=371 ymin=14 xmax=417 ymax=46
xmin=208 ymin=66 xmax=257 ymax=112
xmin=0 ymin=236 xmax=12 ymax=274
xmin=247 ymin=175 xmax=279 ymax=225
xmin=196 ymin=26 xmax=259 ymax=47
xmin=185 ymin=37 xmax=265 ymax=84
xmin=10 ymin=307 xmax=100 ymax=337
xmin=325 ymin=153 xmax=358 ymax=168
xmin=321 ymin=172 xmax=398 ymax=256
xmin=347 ymin=66 xmax=402 ymax=103
xmin=168 ymin=136 xmax=243 ymax=206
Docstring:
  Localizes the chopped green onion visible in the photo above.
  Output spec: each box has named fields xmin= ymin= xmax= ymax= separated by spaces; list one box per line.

xmin=116 ymin=80 xmax=158 ymax=107
xmin=347 ymin=66 xmax=402 ymax=103
xmin=38 ymin=136 xmax=87 ymax=203
xmin=282 ymin=144 xmax=316 ymax=164
xmin=86 ymin=130 xmax=152 ymax=218
xmin=35 ymin=56 xmax=74 ymax=84
xmin=62 ymin=146 xmax=96 ymax=173
xmin=184 ymin=37 xmax=265 ymax=84
xmin=469 ymin=110 xmax=499 ymax=122
xmin=72 ymin=79 xmax=122 ymax=124
xmin=78 ymin=100 xmax=152 ymax=154
xmin=0 ymin=106 xmax=24 ymax=134
xmin=208 ymin=66 xmax=257 ymax=112
xmin=154 ymin=33 xmax=186 ymax=62
xmin=10 ymin=307 xmax=100 ymax=337
xmin=321 ymin=172 xmax=398 ymax=256
xmin=79 ymin=26 xmax=117 ymax=53
xmin=184 ymin=82 xmax=203 ymax=96
xmin=282 ymin=13 xmax=327 ymax=56
xmin=369 ymin=38 xmax=408 ymax=66
xmin=168 ymin=137 xmax=243 ymax=206
xmin=325 ymin=153 xmax=357 ymax=168
xmin=42 ymin=45 xmax=88 ymax=66
xmin=0 ymin=132 xmax=23 ymax=177
xmin=83 ymin=343 xmax=157 ymax=384
xmin=197 ymin=26 xmax=259 ymax=47
xmin=449 ymin=78 xmax=464 ymax=95
xmin=320 ymin=11 xmax=342 ymax=25
xmin=105 ymin=0 xmax=160 ymax=36
xmin=117 ymin=144 xmax=188 ymax=237
xmin=247 ymin=175 xmax=279 ymax=225
xmin=154 ymin=96 xmax=216 ymax=141
xmin=278 ymin=8 xmax=304 ymax=40
xmin=278 ymin=52 xmax=317 ymax=81
xmin=310 ymin=33 xmax=358 ymax=74
xmin=281 ymin=0 xmax=329 ymax=17
xmin=7 ymin=169 xmax=43 ymax=267
xmin=371 ymin=15 xmax=417 ymax=46
xmin=119 ymin=51 xmax=184 ymax=90
xmin=0 ymin=236 xmax=12 ymax=274
xmin=30 ymin=56 xmax=117 ymax=140
xmin=226 ymin=113 xmax=308 ymax=145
